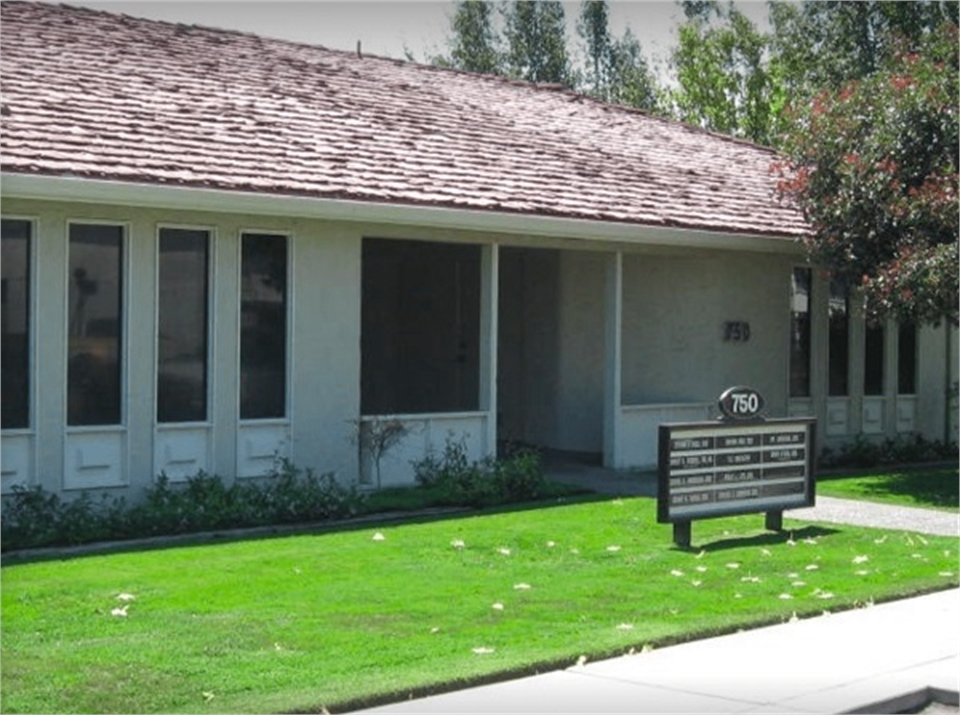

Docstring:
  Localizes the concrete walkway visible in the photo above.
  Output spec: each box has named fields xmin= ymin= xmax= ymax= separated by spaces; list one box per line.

xmin=791 ymin=496 xmax=958 ymax=537
xmin=359 ymin=589 xmax=959 ymax=714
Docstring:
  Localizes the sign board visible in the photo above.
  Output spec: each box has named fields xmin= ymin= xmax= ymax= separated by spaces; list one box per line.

xmin=657 ymin=417 xmax=816 ymax=525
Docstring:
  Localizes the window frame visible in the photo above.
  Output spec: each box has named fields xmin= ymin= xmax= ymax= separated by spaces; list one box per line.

xmin=154 ymin=223 xmax=216 ymax=426
xmin=236 ymin=228 xmax=293 ymax=423
xmin=1 ymin=215 xmax=37 ymax=433
xmin=64 ymin=219 xmax=129 ymax=430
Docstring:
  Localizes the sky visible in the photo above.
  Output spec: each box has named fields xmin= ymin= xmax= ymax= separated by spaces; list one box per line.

xmin=73 ymin=1 xmax=769 ymax=72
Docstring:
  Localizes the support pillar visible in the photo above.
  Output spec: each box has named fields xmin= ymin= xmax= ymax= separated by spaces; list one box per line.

xmin=603 ymin=251 xmax=623 ymax=468
xmin=480 ymin=243 xmax=499 ymax=458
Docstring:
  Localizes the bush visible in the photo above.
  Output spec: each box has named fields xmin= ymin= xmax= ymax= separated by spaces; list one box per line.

xmin=820 ymin=434 xmax=958 ymax=470
xmin=1 ymin=460 xmax=362 ymax=552
xmin=413 ymin=435 xmax=546 ymax=507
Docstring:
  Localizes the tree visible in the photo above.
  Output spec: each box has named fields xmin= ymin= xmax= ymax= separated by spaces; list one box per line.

xmin=668 ymin=3 xmax=776 ymax=144
xmin=775 ymin=23 xmax=959 ymax=325
xmin=440 ymin=0 xmax=502 ymax=75
xmin=502 ymin=1 xmax=573 ymax=85
xmin=576 ymin=2 xmax=659 ymax=111
xmin=769 ymin=0 xmax=958 ymax=98
xmin=607 ymin=29 xmax=659 ymax=111
xmin=577 ymin=0 xmax=612 ymax=96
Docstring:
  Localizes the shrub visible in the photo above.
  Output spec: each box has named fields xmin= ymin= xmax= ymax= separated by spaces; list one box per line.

xmin=820 ymin=434 xmax=958 ymax=470
xmin=1 ymin=460 xmax=362 ymax=552
xmin=413 ymin=435 xmax=546 ymax=507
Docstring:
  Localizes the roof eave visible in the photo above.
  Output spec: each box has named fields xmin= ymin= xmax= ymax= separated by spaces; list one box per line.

xmin=0 ymin=172 xmax=806 ymax=254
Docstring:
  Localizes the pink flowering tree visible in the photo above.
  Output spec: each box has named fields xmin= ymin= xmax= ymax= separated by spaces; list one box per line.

xmin=775 ymin=23 xmax=958 ymax=326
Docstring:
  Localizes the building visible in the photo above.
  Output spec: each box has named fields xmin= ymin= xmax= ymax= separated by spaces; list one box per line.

xmin=1 ymin=2 xmax=955 ymax=499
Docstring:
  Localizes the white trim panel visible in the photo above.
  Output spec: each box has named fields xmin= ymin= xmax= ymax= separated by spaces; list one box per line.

xmin=617 ymin=402 xmax=713 ymax=470
xmin=64 ymin=430 xmax=126 ymax=489
xmin=236 ymin=422 xmax=289 ymax=478
xmin=358 ymin=412 xmax=490 ymax=487
xmin=1 ymin=433 xmax=33 ymax=493
xmin=154 ymin=425 xmax=211 ymax=482
xmin=825 ymin=397 xmax=850 ymax=438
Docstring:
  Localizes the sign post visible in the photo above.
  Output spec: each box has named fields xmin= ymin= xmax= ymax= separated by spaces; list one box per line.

xmin=657 ymin=387 xmax=816 ymax=548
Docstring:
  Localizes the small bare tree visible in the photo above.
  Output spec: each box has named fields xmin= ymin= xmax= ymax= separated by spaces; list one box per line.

xmin=351 ymin=417 xmax=409 ymax=489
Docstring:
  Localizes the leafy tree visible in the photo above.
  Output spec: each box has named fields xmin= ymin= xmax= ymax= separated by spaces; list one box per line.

xmin=668 ymin=3 xmax=776 ymax=144
xmin=440 ymin=0 xmax=503 ymax=75
xmin=577 ymin=2 xmax=659 ymax=110
xmin=608 ymin=29 xmax=659 ymax=111
xmin=769 ymin=0 xmax=958 ymax=98
xmin=502 ymin=1 xmax=573 ymax=85
xmin=577 ymin=0 xmax=612 ymax=96
xmin=775 ymin=24 xmax=959 ymax=325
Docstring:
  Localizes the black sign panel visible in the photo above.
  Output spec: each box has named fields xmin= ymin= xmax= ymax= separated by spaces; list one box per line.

xmin=657 ymin=418 xmax=816 ymax=523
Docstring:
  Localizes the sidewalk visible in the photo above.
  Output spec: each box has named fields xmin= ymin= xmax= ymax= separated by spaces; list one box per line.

xmin=356 ymin=465 xmax=959 ymax=714
xmin=358 ymin=588 xmax=959 ymax=714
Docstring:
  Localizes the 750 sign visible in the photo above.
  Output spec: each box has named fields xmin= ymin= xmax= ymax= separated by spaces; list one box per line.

xmin=718 ymin=386 xmax=765 ymax=421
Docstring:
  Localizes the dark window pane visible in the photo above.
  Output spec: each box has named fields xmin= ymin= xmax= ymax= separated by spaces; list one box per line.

xmin=789 ymin=267 xmax=811 ymax=398
xmin=828 ymin=279 xmax=849 ymax=396
xmin=898 ymin=324 xmax=917 ymax=395
xmin=361 ymin=238 xmax=480 ymax=415
xmin=864 ymin=323 xmax=885 ymax=396
xmin=1 ymin=219 xmax=31 ymax=429
xmin=240 ymin=233 xmax=287 ymax=419
xmin=68 ymin=224 xmax=123 ymax=425
xmin=158 ymin=228 xmax=209 ymax=422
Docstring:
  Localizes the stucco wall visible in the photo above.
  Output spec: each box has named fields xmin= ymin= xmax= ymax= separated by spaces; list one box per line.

xmin=2 ymin=199 xmax=362 ymax=496
xmin=621 ymin=251 xmax=793 ymax=413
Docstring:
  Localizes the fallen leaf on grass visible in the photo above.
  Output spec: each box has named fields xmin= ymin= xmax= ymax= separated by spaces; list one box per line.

xmin=372 ymin=532 xmax=385 ymax=541
xmin=492 ymin=602 xmax=504 ymax=611
xmin=616 ymin=623 xmax=634 ymax=630
xmin=513 ymin=583 xmax=532 ymax=590
xmin=497 ymin=547 xmax=511 ymax=556
xmin=606 ymin=545 xmax=621 ymax=552
xmin=670 ymin=569 xmax=684 ymax=577
xmin=576 ymin=655 xmax=587 ymax=667
xmin=116 ymin=593 xmax=135 ymax=602
xmin=110 ymin=606 xmax=128 ymax=617
xmin=779 ymin=593 xmax=794 ymax=600
xmin=451 ymin=539 xmax=465 ymax=550
xmin=852 ymin=555 xmax=869 ymax=564
xmin=472 ymin=647 xmax=495 ymax=654
xmin=202 ymin=692 xmax=215 ymax=702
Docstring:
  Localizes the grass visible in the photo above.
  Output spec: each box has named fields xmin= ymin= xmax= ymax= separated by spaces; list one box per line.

xmin=817 ymin=467 xmax=959 ymax=512
xmin=2 ymin=496 xmax=957 ymax=714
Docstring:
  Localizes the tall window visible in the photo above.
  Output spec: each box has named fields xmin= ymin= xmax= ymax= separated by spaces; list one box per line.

xmin=240 ymin=233 xmax=287 ymax=419
xmin=789 ymin=267 xmax=812 ymax=398
xmin=864 ymin=323 xmax=885 ymax=396
xmin=898 ymin=323 xmax=917 ymax=395
xmin=1 ymin=219 xmax=31 ymax=429
xmin=828 ymin=279 xmax=849 ymax=396
xmin=68 ymin=224 xmax=124 ymax=426
xmin=157 ymin=228 xmax=209 ymax=423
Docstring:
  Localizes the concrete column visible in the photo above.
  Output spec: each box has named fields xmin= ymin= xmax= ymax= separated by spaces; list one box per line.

xmin=479 ymin=243 xmax=499 ymax=457
xmin=603 ymin=251 xmax=623 ymax=468
xmin=848 ymin=293 xmax=866 ymax=436
xmin=883 ymin=318 xmax=899 ymax=437
xmin=809 ymin=269 xmax=830 ymax=447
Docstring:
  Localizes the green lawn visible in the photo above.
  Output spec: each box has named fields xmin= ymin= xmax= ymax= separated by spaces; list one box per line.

xmin=2 ymin=497 xmax=957 ymax=714
xmin=816 ymin=467 xmax=959 ymax=512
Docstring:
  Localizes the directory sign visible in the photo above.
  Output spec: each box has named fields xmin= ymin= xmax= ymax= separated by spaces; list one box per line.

xmin=657 ymin=418 xmax=816 ymax=524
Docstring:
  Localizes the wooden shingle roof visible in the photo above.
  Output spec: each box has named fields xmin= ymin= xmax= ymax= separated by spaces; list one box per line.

xmin=0 ymin=2 xmax=808 ymax=238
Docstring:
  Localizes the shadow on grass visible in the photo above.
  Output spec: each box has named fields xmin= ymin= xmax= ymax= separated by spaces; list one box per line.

xmin=848 ymin=470 xmax=958 ymax=510
xmin=675 ymin=525 xmax=842 ymax=553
